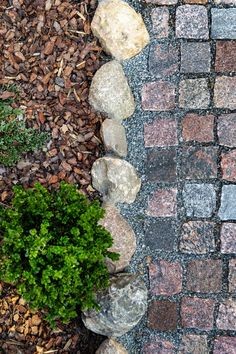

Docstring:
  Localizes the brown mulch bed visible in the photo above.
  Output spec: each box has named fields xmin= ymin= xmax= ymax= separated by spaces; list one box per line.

xmin=0 ymin=0 xmax=108 ymax=352
xmin=0 ymin=283 xmax=104 ymax=354
xmin=0 ymin=0 xmax=106 ymax=200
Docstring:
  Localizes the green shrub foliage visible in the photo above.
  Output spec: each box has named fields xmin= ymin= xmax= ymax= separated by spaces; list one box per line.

xmin=0 ymin=119 xmax=48 ymax=166
xmin=0 ymin=87 xmax=48 ymax=166
xmin=0 ymin=183 xmax=119 ymax=326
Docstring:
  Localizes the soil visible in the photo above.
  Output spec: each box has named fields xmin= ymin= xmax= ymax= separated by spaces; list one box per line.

xmin=0 ymin=0 xmax=107 ymax=352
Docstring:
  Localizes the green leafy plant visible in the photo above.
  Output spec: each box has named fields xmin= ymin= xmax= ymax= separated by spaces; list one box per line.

xmin=0 ymin=85 xmax=48 ymax=166
xmin=0 ymin=118 xmax=48 ymax=166
xmin=0 ymin=182 xmax=119 ymax=326
xmin=0 ymin=84 xmax=22 ymax=120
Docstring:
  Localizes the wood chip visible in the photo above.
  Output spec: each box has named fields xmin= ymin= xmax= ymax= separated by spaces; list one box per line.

xmin=43 ymin=37 xmax=57 ymax=55
xmin=76 ymin=11 xmax=86 ymax=22
xmin=0 ymin=91 xmax=15 ymax=99
xmin=63 ymin=339 xmax=72 ymax=350
xmin=45 ymin=0 xmax=52 ymax=11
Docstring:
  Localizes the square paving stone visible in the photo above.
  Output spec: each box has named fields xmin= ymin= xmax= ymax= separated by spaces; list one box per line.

xmin=186 ymin=259 xmax=222 ymax=293
xmin=146 ymin=149 xmax=177 ymax=183
xmin=176 ymin=5 xmax=209 ymax=39
xmin=213 ymin=337 xmax=236 ymax=354
xmin=217 ymin=114 xmax=236 ymax=147
xmin=183 ymin=183 xmax=216 ymax=218
xmin=151 ymin=8 xmax=169 ymax=39
xmin=178 ymin=335 xmax=209 ymax=354
xmin=181 ymin=297 xmax=215 ymax=330
xmin=220 ymin=223 xmax=236 ymax=254
xmin=229 ymin=259 xmax=236 ymax=294
xmin=221 ymin=150 xmax=236 ymax=182
xmin=179 ymin=79 xmax=210 ymax=109
xmin=146 ymin=188 xmax=177 ymax=217
xmin=181 ymin=42 xmax=211 ymax=73
xmin=181 ymin=146 xmax=218 ymax=180
xmin=216 ymin=299 xmax=236 ymax=330
xmin=145 ymin=219 xmax=177 ymax=251
xmin=144 ymin=338 xmax=175 ymax=354
xmin=148 ymin=300 xmax=178 ymax=331
xmin=218 ymin=185 xmax=236 ymax=220
xmin=211 ymin=9 xmax=236 ymax=39
xmin=142 ymin=81 xmax=176 ymax=111
xmin=215 ymin=41 xmax=236 ymax=72
xmin=144 ymin=118 xmax=178 ymax=147
xmin=149 ymin=259 xmax=182 ymax=295
xmin=182 ymin=113 xmax=215 ymax=143
xmin=149 ymin=43 xmax=178 ymax=78
xmin=179 ymin=221 xmax=216 ymax=254
xmin=214 ymin=76 xmax=236 ymax=110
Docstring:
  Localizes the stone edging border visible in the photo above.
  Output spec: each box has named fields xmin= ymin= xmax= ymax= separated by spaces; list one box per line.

xmin=80 ymin=0 xmax=150 ymax=352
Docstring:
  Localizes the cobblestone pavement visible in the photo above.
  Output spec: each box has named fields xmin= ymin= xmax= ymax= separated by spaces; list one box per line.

xmin=120 ymin=0 xmax=236 ymax=353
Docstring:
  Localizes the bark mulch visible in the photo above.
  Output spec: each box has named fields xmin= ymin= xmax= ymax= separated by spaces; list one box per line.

xmin=0 ymin=282 xmax=104 ymax=354
xmin=0 ymin=0 xmax=108 ymax=352
xmin=0 ymin=0 xmax=106 ymax=200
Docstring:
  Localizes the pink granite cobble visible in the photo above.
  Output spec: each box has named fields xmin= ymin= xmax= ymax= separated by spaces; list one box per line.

xmin=149 ymin=260 xmax=182 ymax=296
xmin=217 ymin=299 xmax=236 ymax=330
xmin=182 ymin=113 xmax=215 ymax=143
xmin=181 ymin=297 xmax=215 ymax=330
xmin=144 ymin=118 xmax=178 ymax=147
xmin=142 ymin=81 xmax=176 ymax=111
xmin=213 ymin=337 xmax=236 ymax=354
xmin=144 ymin=338 xmax=175 ymax=354
xmin=220 ymin=223 xmax=236 ymax=253
xmin=151 ymin=8 xmax=169 ymax=38
xmin=146 ymin=188 xmax=177 ymax=217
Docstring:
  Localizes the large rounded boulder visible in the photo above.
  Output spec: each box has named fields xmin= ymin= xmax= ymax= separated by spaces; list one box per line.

xmin=89 ymin=61 xmax=135 ymax=120
xmin=91 ymin=156 xmax=141 ymax=204
xmin=82 ymin=273 xmax=148 ymax=337
xmin=91 ymin=0 xmax=150 ymax=61
xmin=96 ymin=339 xmax=128 ymax=354
xmin=99 ymin=203 xmax=136 ymax=273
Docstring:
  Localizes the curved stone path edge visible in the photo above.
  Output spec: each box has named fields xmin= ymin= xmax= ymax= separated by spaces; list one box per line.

xmin=86 ymin=0 xmax=236 ymax=353
xmin=82 ymin=0 xmax=150 ymax=352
